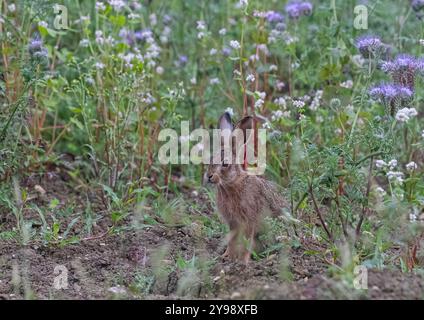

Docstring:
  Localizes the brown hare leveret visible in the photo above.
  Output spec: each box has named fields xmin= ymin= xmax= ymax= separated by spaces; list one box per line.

xmin=206 ymin=112 xmax=289 ymax=264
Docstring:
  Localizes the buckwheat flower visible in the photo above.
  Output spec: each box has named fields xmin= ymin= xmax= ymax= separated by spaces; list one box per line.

xmin=219 ymin=28 xmax=227 ymax=36
xmin=387 ymin=171 xmax=404 ymax=184
xmin=291 ymin=62 xmax=300 ymax=69
xmin=149 ymin=13 xmax=157 ymax=26
xmin=108 ymin=0 xmax=125 ymax=12
xmin=395 ymin=107 xmax=418 ymax=122
xmin=210 ymin=78 xmax=220 ymax=85
xmin=263 ymin=121 xmax=271 ymax=129
xmin=38 ymin=21 xmax=48 ymax=28
xmin=8 ymin=4 xmax=16 ymax=12
xmin=258 ymin=44 xmax=269 ymax=55
xmin=375 ymin=160 xmax=387 ymax=169
xmin=283 ymin=33 xmax=299 ymax=45
xmin=253 ymin=11 xmax=267 ymax=18
xmin=276 ymin=81 xmax=285 ymax=91
xmin=271 ymin=110 xmax=284 ymax=121
xmin=225 ymin=107 xmax=234 ymax=116
xmin=422 ymin=129 xmax=424 ymax=138
xmin=375 ymin=186 xmax=386 ymax=196
xmin=269 ymin=64 xmax=278 ymax=72
xmin=79 ymin=39 xmax=90 ymax=47
xmin=230 ymin=40 xmax=241 ymax=49
xmin=266 ymin=11 xmax=284 ymax=23
xmin=196 ymin=20 xmax=206 ymax=30
xmin=249 ymin=54 xmax=259 ymax=62
xmin=209 ymin=48 xmax=218 ymax=56
xmin=246 ymin=74 xmax=255 ymax=82
xmin=388 ymin=159 xmax=397 ymax=169
xmin=190 ymin=77 xmax=197 ymax=85
xmin=293 ymin=100 xmax=305 ymax=108
xmin=255 ymin=99 xmax=265 ymax=109
xmin=274 ymin=97 xmax=287 ymax=108
xmin=420 ymin=39 xmax=424 ymax=46
xmin=95 ymin=62 xmax=105 ymax=70
xmin=356 ymin=35 xmax=385 ymax=58
xmin=128 ymin=13 xmax=140 ymax=20
xmin=238 ymin=0 xmax=248 ymax=9
xmin=156 ymin=66 xmax=164 ymax=75
xmin=340 ymin=80 xmax=353 ymax=89
xmin=96 ymin=2 xmax=106 ymax=11
xmin=95 ymin=30 xmax=104 ymax=44
xmin=406 ymin=161 xmax=418 ymax=172
xmin=256 ymin=91 xmax=266 ymax=100
xmin=233 ymin=69 xmax=241 ymax=77
xmin=381 ymin=54 xmax=421 ymax=88
xmin=85 ymin=76 xmax=95 ymax=85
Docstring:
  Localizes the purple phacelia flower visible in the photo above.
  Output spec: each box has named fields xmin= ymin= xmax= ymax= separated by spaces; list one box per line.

xmin=28 ymin=36 xmax=44 ymax=54
xmin=178 ymin=55 xmax=188 ymax=65
xmin=266 ymin=11 xmax=284 ymax=23
xmin=285 ymin=1 xmax=313 ymax=19
xmin=381 ymin=54 xmax=422 ymax=88
xmin=222 ymin=47 xmax=231 ymax=56
xmin=163 ymin=14 xmax=172 ymax=25
xmin=369 ymin=83 xmax=414 ymax=115
xmin=299 ymin=2 xmax=313 ymax=16
xmin=356 ymin=35 xmax=385 ymax=58
xmin=412 ymin=0 xmax=424 ymax=12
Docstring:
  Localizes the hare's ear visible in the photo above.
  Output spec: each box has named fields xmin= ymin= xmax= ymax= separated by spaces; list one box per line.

xmin=218 ymin=112 xmax=233 ymax=131
xmin=237 ymin=116 xmax=254 ymax=131
xmin=236 ymin=116 xmax=255 ymax=143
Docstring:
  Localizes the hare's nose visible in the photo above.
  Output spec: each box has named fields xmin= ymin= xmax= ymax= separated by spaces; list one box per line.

xmin=208 ymin=175 xmax=213 ymax=183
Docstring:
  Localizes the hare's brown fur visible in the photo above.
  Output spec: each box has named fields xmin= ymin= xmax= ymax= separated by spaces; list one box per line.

xmin=206 ymin=112 xmax=288 ymax=263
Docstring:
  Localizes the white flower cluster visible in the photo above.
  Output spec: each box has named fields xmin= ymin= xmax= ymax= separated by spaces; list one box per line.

xmin=246 ymin=74 xmax=255 ymax=82
xmin=271 ymin=110 xmax=290 ymax=121
xmin=293 ymin=100 xmax=305 ymax=109
xmin=395 ymin=107 xmax=418 ymax=122
xmin=274 ymin=97 xmax=287 ymax=109
xmin=309 ymin=90 xmax=323 ymax=111
xmin=376 ymin=159 xmax=398 ymax=170
xmin=108 ymin=0 xmax=125 ymax=12
xmin=196 ymin=20 xmax=206 ymax=39
xmin=95 ymin=30 xmax=114 ymax=45
xmin=160 ymin=26 xmax=172 ymax=44
xmin=340 ymin=80 xmax=353 ymax=89
xmin=254 ymin=91 xmax=266 ymax=109
xmin=386 ymin=171 xmax=404 ymax=184
xmin=118 ymin=51 xmax=143 ymax=68
xmin=96 ymin=2 xmax=106 ymax=11
xmin=230 ymin=40 xmax=241 ymax=49
xmin=406 ymin=161 xmax=418 ymax=172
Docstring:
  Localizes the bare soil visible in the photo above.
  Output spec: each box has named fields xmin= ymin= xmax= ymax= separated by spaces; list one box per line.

xmin=0 ymin=173 xmax=423 ymax=300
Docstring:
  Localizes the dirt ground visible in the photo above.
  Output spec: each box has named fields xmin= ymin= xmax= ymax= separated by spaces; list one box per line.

xmin=0 ymin=173 xmax=423 ymax=300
